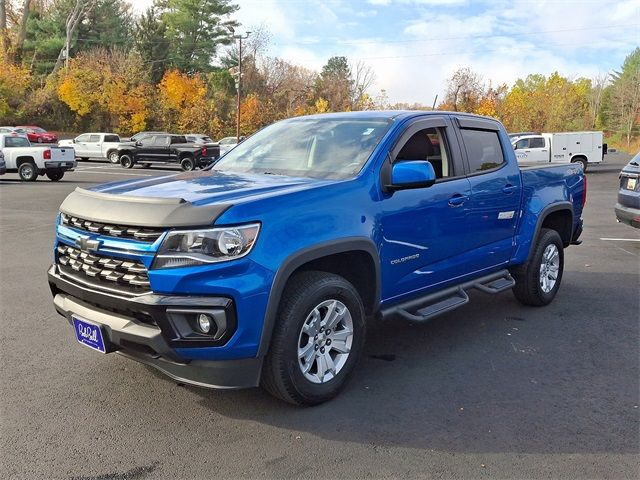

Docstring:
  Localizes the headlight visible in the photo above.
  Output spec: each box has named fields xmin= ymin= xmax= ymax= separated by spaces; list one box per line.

xmin=153 ymin=223 xmax=260 ymax=269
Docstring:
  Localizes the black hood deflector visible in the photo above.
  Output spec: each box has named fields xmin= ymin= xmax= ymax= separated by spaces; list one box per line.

xmin=59 ymin=188 xmax=230 ymax=227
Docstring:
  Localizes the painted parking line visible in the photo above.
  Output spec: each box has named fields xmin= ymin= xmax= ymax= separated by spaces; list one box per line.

xmin=71 ymin=169 xmax=157 ymax=177
xmin=599 ymin=237 xmax=640 ymax=242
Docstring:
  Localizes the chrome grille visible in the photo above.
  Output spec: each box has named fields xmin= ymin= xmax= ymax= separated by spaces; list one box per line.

xmin=57 ymin=244 xmax=150 ymax=294
xmin=60 ymin=212 xmax=164 ymax=242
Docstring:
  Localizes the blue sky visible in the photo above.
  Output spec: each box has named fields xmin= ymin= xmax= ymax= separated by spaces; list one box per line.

xmin=133 ymin=0 xmax=640 ymax=103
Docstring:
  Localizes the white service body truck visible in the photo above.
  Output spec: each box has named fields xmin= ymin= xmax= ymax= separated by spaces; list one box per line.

xmin=512 ymin=131 xmax=605 ymax=171
xmin=0 ymin=134 xmax=76 ymax=181
xmin=59 ymin=133 xmax=121 ymax=163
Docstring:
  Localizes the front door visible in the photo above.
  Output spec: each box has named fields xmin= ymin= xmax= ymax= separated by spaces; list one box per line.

xmin=379 ymin=117 xmax=473 ymax=303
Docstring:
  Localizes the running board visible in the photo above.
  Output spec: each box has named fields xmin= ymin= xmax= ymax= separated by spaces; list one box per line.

xmin=382 ymin=270 xmax=515 ymax=324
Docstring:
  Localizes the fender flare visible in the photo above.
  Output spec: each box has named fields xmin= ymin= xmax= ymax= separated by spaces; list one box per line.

xmin=256 ymin=237 xmax=381 ymax=357
xmin=526 ymin=201 xmax=574 ymax=261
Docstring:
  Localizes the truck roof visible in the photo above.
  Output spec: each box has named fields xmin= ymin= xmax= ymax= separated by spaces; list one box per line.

xmin=289 ymin=110 xmax=495 ymax=123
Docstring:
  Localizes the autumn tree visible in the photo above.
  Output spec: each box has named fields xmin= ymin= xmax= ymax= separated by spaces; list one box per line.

xmin=316 ymin=56 xmax=352 ymax=111
xmin=58 ymin=49 xmax=151 ymax=132
xmin=603 ymin=48 xmax=640 ymax=146
xmin=444 ymin=67 xmax=484 ymax=112
xmin=157 ymin=69 xmax=209 ymax=132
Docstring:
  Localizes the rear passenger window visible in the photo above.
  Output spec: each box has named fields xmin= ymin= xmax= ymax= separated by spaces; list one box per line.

xmin=461 ymin=129 xmax=505 ymax=173
xmin=530 ymin=137 xmax=545 ymax=148
xmin=104 ymin=135 xmax=119 ymax=142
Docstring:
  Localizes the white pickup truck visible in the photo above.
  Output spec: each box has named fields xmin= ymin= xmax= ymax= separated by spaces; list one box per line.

xmin=0 ymin=134 xmax=76 ymax=181
xmin=512 ymin=131 xmax=605 ymax=172
xmin=59 ymin=133 xmax=121 ymax=163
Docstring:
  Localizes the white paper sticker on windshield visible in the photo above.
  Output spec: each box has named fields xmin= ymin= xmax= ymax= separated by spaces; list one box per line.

xmin=362 ymin=128 xmax=375 ymax=136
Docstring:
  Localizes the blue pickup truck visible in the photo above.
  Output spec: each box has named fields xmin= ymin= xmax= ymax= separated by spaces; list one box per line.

xmin=48 ymin=111 xmax=586 ymax=405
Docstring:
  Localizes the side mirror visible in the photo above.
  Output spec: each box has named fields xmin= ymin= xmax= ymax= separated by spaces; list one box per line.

xmin=387 ymin=161 xmax=436 ymax=191
xmin=135 ymin=141 xmax=142 ymax=146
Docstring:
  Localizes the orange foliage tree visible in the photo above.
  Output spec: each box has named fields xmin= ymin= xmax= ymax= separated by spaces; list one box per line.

xmin=57 ymin=49 xmax=151 ymax=133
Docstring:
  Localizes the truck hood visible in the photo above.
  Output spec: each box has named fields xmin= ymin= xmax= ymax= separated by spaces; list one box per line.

xmin=92 ymin=170 xmax=331 ymax=205
xmin=60 ymin=171 xmax=335 ymax=228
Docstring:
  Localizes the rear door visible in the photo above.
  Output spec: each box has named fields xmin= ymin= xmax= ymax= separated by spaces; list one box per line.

xmin=456 ymin=117 xmax=522 ymax=271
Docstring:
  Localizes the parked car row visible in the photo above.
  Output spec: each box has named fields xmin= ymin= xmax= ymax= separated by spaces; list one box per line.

xmin=1 ymin=125 xmax=58 ymax=143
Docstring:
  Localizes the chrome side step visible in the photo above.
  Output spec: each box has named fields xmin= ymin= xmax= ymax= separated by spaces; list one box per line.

xmin=382 ymin=270 xmax=515 ymax=324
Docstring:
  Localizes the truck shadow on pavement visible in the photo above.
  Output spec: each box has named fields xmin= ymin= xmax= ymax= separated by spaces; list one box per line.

xmin=185 ymin=272 xmax=639 ymax=454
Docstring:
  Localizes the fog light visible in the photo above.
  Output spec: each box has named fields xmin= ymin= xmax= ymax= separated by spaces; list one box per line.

xmin=197 ymin=314 xmax=212 ymax=333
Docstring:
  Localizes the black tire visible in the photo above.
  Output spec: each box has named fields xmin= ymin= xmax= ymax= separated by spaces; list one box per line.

xmin=46 ymin=171 xmax=64 ymax=181
xmin=120 ymin=154 xmax=134 ymax=169
xmin=572 ymin=157 xmax=588 ymax=173
xmin=18 ymin=162 xmax=38 ymax=181
xmin=511 ymin=228 xmax=564 ymax=306
xmin=261 ymin=271 xmax=366 ymax=406
xmin=107 ymin=151 xmax=119 ymax=164
xmin=80 ymin=157 xmax=89 ymax=162
xmin=180 ymin=156 xmax=195 ymax=171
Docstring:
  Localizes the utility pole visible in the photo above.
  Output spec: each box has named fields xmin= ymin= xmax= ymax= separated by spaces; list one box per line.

xmin=229 ymin=29 xmax=251 ymax=143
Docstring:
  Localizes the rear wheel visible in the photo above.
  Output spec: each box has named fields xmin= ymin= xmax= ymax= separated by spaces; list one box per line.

xmin=261 ymin=271 xmax=366 ymax=405
xmin=108 ymin=151 xmax=119 ymax=164
xmin=180 ymin=156 xmax=195 ymax=171
xmin=511 ymin=228 xmax=564 ymax=306
xmin=80 ymin=157 xmax=89 ymax=162
xmin=46 ymin=171 xmax=64 ymax=181
xmin=18 ymin=162 xmax=38 ymax=181
xmin=120 ymin=154 xmax=134 ymax=169
xmin=572 ymin=157 xmax=588 ymax=173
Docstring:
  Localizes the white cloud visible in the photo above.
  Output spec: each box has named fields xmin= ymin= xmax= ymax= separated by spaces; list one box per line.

xmin=126 ymin=0 xmax=639 ymax=104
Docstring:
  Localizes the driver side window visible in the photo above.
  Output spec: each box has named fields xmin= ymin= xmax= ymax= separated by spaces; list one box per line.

xmin=395 ymin=127 xmax=452 ymax=180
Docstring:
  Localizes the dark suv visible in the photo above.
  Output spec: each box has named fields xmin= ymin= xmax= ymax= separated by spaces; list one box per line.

xmin=118 ymin=134 xmax=216 ymax=171
xmin=615 ymin=152 xmax=640 ymax=228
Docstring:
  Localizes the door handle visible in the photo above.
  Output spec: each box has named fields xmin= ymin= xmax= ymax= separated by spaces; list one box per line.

xmin=502 ymin=184 xmax=518 ymax=194
xmin=448 ymin=194 xmax=468 ymax=207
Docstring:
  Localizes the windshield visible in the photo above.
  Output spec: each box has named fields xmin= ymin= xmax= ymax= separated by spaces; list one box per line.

xmin=213 ymin=117 xmax=392 ymax=179
xmin=33 ymin=127 xmax=47 ymax=133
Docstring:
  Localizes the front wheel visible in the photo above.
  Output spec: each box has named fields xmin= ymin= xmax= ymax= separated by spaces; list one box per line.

xmin=46 ymin=171 xmax=64 ymax=181
xmin=511 ymin=228 xmax=564 ymax=306
xmin=120 ymin=154 xmax=134 ymax=169
xmin=261 ymin=271 xmax=366 ymax=405
xmin=18 ymin=162 xmax=38 ymax=181
xmin=108 ymin=151 xmax=119 ymax=164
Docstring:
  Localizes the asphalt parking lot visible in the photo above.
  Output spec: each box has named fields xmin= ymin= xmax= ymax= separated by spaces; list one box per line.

xmin=1 ymin=155 xmax=638 ymax=479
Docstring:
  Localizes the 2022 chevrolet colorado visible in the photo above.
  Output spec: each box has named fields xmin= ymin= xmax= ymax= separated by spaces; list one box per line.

xmin=48 ymin=112 xmax=586 ymax=405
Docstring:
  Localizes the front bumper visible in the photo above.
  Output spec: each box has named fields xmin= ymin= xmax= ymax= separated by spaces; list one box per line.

xmin=48 ymin=265 xmax=262 ymax=389
xmin=615 ymin=203 xmax=640 ymax=228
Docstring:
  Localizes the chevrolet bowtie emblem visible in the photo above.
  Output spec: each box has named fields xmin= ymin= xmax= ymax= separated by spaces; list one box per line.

xmin=75 ymin=235 xmax=101 ymax=252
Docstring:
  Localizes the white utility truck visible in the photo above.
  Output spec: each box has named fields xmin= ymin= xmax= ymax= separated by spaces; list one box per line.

xmin=512 ymin=131 xmax=605 ymax=172
xmin=0 ymin=133 xmax=76 ymax=181
xmin=59 ymin=133 xmax=121 ymax=163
